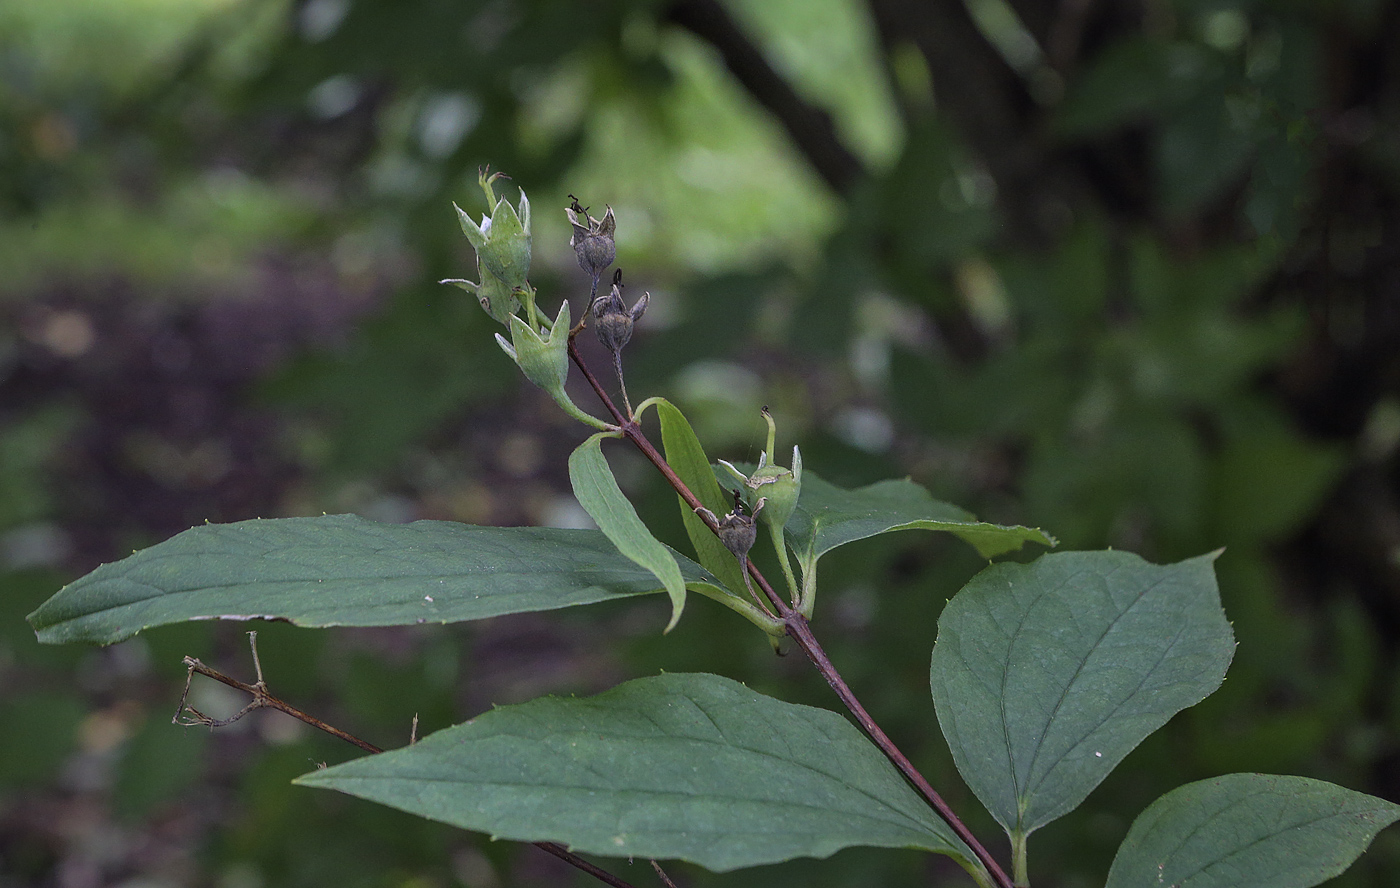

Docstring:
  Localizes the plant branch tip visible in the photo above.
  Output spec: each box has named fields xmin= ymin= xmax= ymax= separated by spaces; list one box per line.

xmin=651 ymin=860 xmax=680 ymax=888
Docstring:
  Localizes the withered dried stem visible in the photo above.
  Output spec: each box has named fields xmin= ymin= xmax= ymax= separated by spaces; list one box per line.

xmin=174 ymin=632 xmax=644 ymax=888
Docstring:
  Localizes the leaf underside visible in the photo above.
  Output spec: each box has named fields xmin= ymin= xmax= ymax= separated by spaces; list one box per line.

xmin=28 ymin=514 xmax=718 ymax=645
xmin=656 ymin=398 xmax=750 ymax=598
xmin=785 ymin=473 xmax=1055 ymax=564
xmin=296 ymin=672 xmax=977 ymax=873
xmin=569 ymin=433 xmax=689 ymax=631
xmin=931 ymin=549 xmax=1235 ymax=837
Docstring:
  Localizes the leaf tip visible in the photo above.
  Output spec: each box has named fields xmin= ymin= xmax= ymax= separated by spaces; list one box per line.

xmin=662 ymin=599 xmax=684 ymax=634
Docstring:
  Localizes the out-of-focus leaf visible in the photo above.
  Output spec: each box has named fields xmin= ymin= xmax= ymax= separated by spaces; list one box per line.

xmin=114 ymin=713 xmax=208 ymax=821
xmin=1023 ymin=415 xmax=1207 ymax=549
xmin=262 ymin=287 xmax=505 ymax=473
xmin=1209 ymin=430 xmax=1345 ymax=546
xmin=1054 ymin=39 xmax=1212 ymax=137
xmin=296 ymin=672 xmax=980 ymax=875
xmin=0 ymin=693 xmax=84 ymax=787
xmin=931 ymin=550 xmax=1234 ymax=838
xmin=28 ymin=515 xmax=718 ymax=645
xmin=1105 ymin=774 xmax=1400 ymax=888
xmin=1156 ymin=89 xmax=1257 ymax=219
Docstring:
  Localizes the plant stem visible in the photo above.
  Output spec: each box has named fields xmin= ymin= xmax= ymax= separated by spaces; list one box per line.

xmin=175 ymin=633 xmax=645 ymax=888
xmin=570 ymin=335 xmax=625 ymax=424
xmin=612 ymin=347 xmax=633 ymax=418
xmin=784 ymin=615 xmax=1013 ymax=888
xmin=768 ymin=520 xmax=801 ymax=607
xmin=1011 ymin=830 xmax=1029 ymax=887
xmin=177 ymin=654 xmax=381 ymax=754
xmin=536 ymin=842 xmax=653 ymax=888
xmin=568 ymin=343 xmax=1014 ymax=888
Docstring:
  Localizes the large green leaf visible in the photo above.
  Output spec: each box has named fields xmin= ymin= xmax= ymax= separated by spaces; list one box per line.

xmin=569 ymin=432 xmax=688 ymax=631
xmin=28 ymin=514 xmax=719 ymax=645
xmin=296 ymin=672 xmax=980 ymax=875
xmin=654 ymin=398 xmax=748 ymax=598
xmin=930 ymin=550 xmax=1234 ymax=838
xmin=783 ymin=471 xmax=1053 ymax=568
xmin=1106 ymin=774 xmax=1400 ymax=888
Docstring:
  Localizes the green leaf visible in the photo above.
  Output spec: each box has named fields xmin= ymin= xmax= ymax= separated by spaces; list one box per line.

xmin=1106 ymin=774 xmax=1400 ymax=888
xmin=296 ymin=673 xmax=979 ymax=875
xmin=569 ymin=432 xmax=688 ymax=632
xmin=930 ymin=550 xmax=1234 ymax=838
xmin=28 ymin=514 xmax=718 ymax=645
xmin=654 ymin=398 xmax=748 ymax=598
xmin=1054 ymin=39 xmax=1211 ymax=138
xmin=782 ymin=470 xmax=1053 ymax=573
xmin=1210 ymin=430 xmax=1345 ymax=546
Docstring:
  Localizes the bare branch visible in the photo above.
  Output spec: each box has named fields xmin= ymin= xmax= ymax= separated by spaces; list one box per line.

xmin=664 ymin=0 xmax=865 ymax=193
xmin=175 ymin=633 xmax=643 ymax=888
xmin=651 ymin=859 xmax=681 ymax=888
xmin=867 ymin=0 xmax=1051 ymax=245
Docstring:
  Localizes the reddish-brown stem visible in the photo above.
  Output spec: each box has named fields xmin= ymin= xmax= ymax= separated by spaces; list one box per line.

xmin=784 ymin=615 xmax=1013 ymax=888
xmin=175 ymin=640 xmax=644 ymax=888
xmin=536 ymin=842 xmax=648 ymax=888
xmin=569 ymin=336 xmax=792 ymax=618
xmin=570 ymin=334 xmax=626 ymax=424
xmin=567 ymin=342 xmax=1013 ymax=888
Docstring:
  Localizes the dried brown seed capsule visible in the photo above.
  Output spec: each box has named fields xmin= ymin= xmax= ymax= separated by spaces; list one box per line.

xmin=566 ymin=197 xmax=616 ymax=279
xmin=715 ymin=490 xmax=764 ymax=560
xmin=591 ymin=277 xmax=649 ymax=355
xmin=717 ymin=510 xmax=758 ymax=560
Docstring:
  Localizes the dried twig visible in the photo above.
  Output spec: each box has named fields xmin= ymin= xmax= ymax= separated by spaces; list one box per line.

xmin=176 ymin=632 xmax=643 ymax=888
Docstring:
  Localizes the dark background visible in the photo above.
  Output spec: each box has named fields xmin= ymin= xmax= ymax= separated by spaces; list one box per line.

xmin=2 ymin=0 xmax=1399 ymax=885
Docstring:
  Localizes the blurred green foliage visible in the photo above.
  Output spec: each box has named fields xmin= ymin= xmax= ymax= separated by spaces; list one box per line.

xmin=4 ymin=0 xmax=1399 ymax=886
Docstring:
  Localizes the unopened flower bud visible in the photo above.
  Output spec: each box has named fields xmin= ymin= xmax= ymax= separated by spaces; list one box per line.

xmin=747 ymin=452 xmax=801 ymax=531
xmin=494 ymin=300 xmax=608 ymax=430
xmin=454 ymin=168 xmax=532 ymax=291
xmin=718 ymin=408 xmax=803 ymax=531
xmin=566 ymin=196 xmax=616 ymax=279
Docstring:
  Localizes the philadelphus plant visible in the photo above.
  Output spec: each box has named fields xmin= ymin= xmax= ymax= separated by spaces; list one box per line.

xmin=445 ymin=171 xmax=654 ymax=432
xmin=27 ymin=166 xmax=1400 ymax=888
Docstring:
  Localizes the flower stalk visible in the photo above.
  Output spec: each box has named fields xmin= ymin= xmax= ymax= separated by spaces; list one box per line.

xmin=591 ymin=268 xmax=649 ymax=418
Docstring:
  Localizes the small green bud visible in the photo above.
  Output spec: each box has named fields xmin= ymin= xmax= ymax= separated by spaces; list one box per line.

xmin=453 ymin=168 xmax=532 ymax=291
xmin=567 ymin=196 xmax=616 ymax=279
xmin=717 ymin=408 xmax=803 ymax=531
xmin=749 ymin=450 xmax=801 ymax=531
xmin=498 ymin=305 xmax=567 ymax=393
xmin=494 ymin=300 xmax=609 ymax=430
